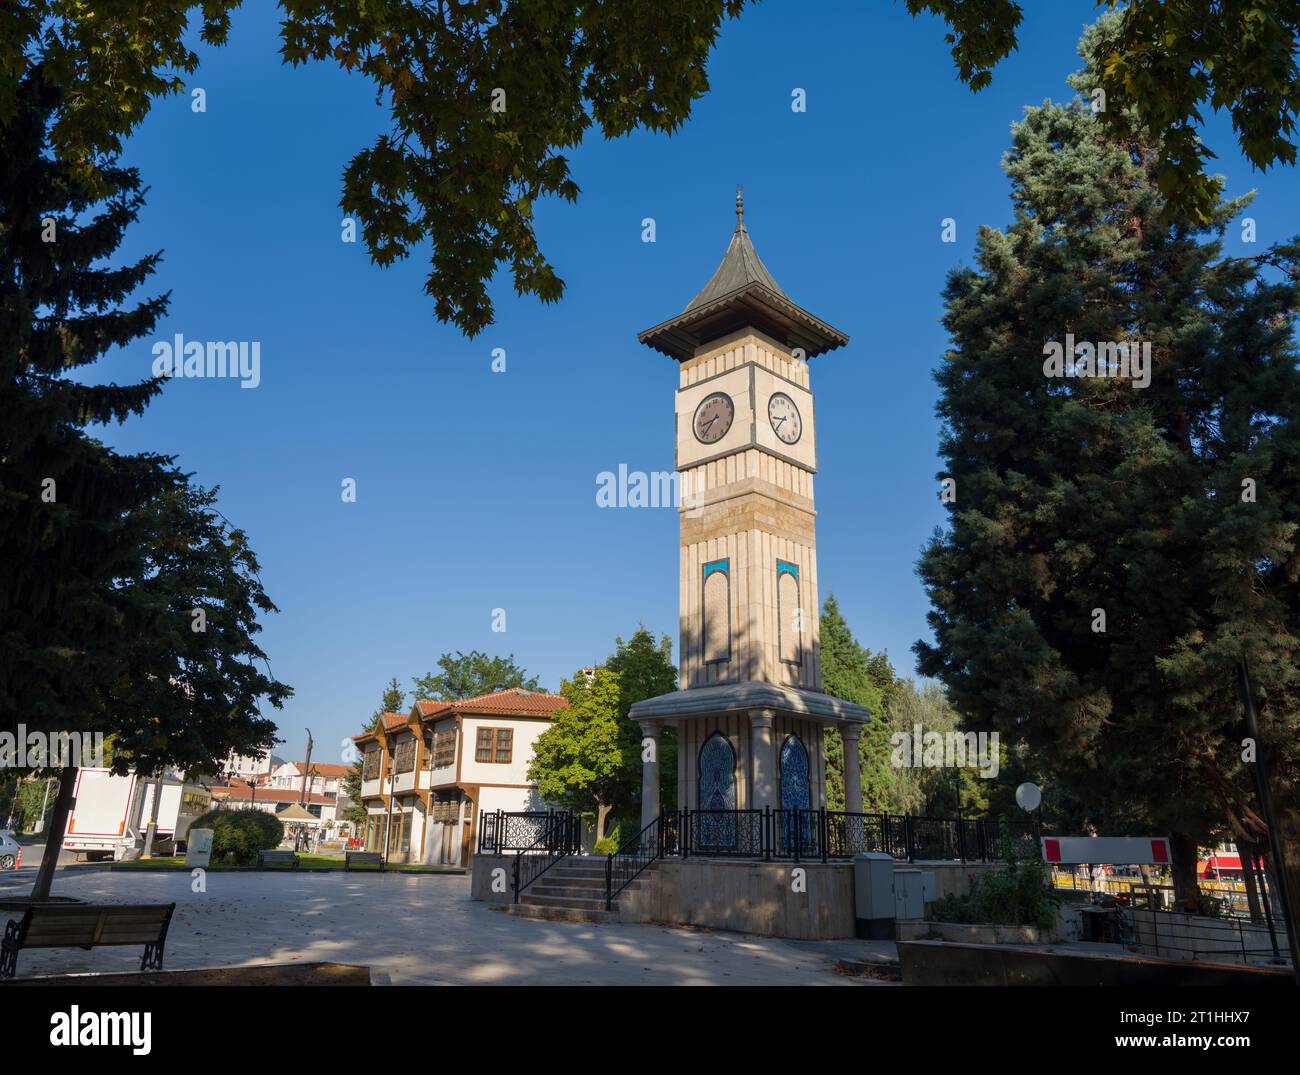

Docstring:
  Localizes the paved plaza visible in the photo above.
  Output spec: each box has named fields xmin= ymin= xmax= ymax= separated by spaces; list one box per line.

xmin=0 ymin=870 xmax=893 ymax=985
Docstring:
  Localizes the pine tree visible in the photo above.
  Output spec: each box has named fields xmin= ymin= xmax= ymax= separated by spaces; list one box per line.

xmin=1 ymin=69 xmax=288 ymax=894
xmin=915 ymin=16 xmax=1300 ymax=910
xmin=1 ymin=68 xmax=173 ymax=739
xmin=377 ymin=677 xmax=406 ymax=718
xmin=819 ymin=595 xmax=898 ymax=811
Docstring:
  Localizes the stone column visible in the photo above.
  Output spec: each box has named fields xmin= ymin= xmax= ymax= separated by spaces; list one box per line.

xmin=749 ymin=709 xmax=776 ymax=811
xmin=840 ymin=721 xmax=863 ymax=814
xmin=638 ymin=719 xmax=662 ymax=831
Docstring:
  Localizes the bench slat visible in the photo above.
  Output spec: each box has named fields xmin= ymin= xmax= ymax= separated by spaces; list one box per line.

xmin=9 ymin=904 xmax=173 ymax=951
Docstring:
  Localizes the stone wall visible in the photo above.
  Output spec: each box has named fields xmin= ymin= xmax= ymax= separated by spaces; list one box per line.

xmin=469 ymin=853 xmax=513 ymax=903
xmin=913 ymin=860 xmax=1002 ymax=902
xmin=616 ymin=859 xmax=856 ymax=939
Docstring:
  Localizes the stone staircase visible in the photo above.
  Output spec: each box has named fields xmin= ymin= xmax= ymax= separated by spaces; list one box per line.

xmin=503 ymin=856 xmax=653 ymax=924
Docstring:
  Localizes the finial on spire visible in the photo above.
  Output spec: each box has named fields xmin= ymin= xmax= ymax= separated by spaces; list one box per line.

xmin=735 ymin=185 xmax=745 ymax=229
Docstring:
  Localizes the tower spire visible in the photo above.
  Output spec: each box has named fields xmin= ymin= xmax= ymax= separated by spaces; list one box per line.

xmin=735 ymin=186 xmax=745 ymax=230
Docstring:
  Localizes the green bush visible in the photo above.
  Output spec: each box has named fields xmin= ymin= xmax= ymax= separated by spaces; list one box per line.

xmin=594 ymin=819 xmax=631 ymax=856
xmin=189 ymin=808 xmax=284 ymax=865
xmin=930 ymin=822 xmax=1060 ymax=931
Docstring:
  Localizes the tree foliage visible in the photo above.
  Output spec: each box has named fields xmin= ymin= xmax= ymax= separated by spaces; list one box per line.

xmin=819 ymin=595 xmax=899 ymax=811
xmin=412 ymin=650 xmax=539 ymax=702
xmin=527 ymin=626 xmax=676 ymax=839
xmin=0 ymin=0 xmax=752 ymax=335
xmin=1 ymin=67 xmax=288 ymax=778
xmin=6 ymin=1 xmax=1291 ymax=333
xmin=908 ymin=0 xmax=1300 ymax=225
xmin=528 ymin=667 xmax=623 ymax=840
xmin=605 ymin=626 xmax=678 ymax=815
xmin=915 ymin=18 xmax=1300 ymax=903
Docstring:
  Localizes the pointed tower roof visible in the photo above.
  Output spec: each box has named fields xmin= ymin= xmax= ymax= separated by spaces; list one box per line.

xmin=639 ymin=190 xmax=849 ymax=361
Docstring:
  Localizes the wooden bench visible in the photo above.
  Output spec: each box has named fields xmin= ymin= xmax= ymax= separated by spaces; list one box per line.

xmin=258 ymin=850 xmax=299 ymax=869
xmin=345 ymin=851 xmax=385 ymax=872
xmin=1 ymin=903 xmax=175 ymax=979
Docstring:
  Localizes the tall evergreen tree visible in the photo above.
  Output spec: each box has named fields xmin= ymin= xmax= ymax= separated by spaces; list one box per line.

xmin=819 ymin=595 xmax=899 ymax=811
xmin=377 ymin=676 xmax=406 ymax=717
xmin=1 ymin=69 xmax=288 ymax=894
xmin=1 ymin=68 xmax=172 ymax=737
xmin=915 ymin=17 xmax=1300 ymax=910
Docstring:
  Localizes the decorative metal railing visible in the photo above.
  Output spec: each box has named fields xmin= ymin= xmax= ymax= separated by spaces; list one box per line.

xmin=482 ymin=807 xmax=1033 ymax=864
xmin=605 ymin=813 xmax=681 ymax=910
xmin=675 ymin=808 xmax=1032 ymax=864
xmin=480 ymin=807 xmax=1038 ymax=909
xmin=600 ymin=810 xmax=1034 ymax=908
xmin=479 ymin=809 xmax=581 ymax=855
xmin=511 ymin=811 xmax=583 ymax=902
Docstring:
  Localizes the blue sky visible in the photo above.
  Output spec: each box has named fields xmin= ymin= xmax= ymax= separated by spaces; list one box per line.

xmin=93 ymin=0 xmax=1300 ymax=767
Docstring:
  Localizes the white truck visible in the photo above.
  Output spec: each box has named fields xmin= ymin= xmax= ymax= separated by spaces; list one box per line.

xmin=62 ymin=769 xmax=199 ymax=861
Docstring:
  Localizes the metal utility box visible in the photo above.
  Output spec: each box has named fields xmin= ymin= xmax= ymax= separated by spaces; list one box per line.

xmin=894 ymin=868 xmax=926 ymax=921
xmin=853 ymin=853 xmax=896 ymax=940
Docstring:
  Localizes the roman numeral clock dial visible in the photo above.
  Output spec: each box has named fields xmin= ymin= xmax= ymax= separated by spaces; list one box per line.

xmin=767 ymin=391 xmax=802 ymax=445
xmin=693 ymin=391 xmax=734 ymax=444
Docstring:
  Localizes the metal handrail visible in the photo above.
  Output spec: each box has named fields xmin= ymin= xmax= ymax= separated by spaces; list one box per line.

xmin=511 ymin=812 xmax=580 ymax=902
xmin=605 ymin=813 xmax=679 ymax=910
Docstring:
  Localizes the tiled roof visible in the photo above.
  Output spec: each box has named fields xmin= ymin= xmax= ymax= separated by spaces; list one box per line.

xmin=350 ymin=711 xmax=407 ymax=747
xmin=353 ymin=691 xmax=568 ymax=746
xmin=290 ymin=761 xmax=349 ymax=778
xmin=212 ymin=785 xmax=333 ymax=806
xmin=416 ymin=688 xmax=568 ymax=718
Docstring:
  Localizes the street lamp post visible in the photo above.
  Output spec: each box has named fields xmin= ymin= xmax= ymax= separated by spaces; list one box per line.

xmin=382 ymin=762 xmax=395 ymax=873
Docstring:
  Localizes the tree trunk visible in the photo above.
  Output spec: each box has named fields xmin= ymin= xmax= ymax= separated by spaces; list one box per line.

xmin=141 ymin=775 xmax=164 ymax=859
xmin=31 ymin=767 xmax=76 ymax=900
xmin=595 ymin=802 xmax=611 ymax=842
xmin=1265 ymin=783 xmax=1300 ymax=967
xmin=1237 ymin=838 xmax=1263 ymax=923
xmin=1168 ymin=831 xmax=1201 ymax=911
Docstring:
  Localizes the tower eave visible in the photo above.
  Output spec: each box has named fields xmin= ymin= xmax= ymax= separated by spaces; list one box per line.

xmin=638 ymin=284 xmax=849 ymax=362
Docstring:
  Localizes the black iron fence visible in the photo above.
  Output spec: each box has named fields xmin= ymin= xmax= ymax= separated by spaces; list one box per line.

xmin=479 ymin=809 xmax=582 ymax=855
xmin=675 ymin=808 xmax=1032 ymax=863
xmin=598 ymin=808 xmax=1032 ymax=910
xmin=480 ymin=807 xmax=1034 ymax=863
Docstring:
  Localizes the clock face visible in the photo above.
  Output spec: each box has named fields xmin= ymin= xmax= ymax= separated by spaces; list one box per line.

xmin=693 ymin=392 xmax=735 ymax=445
xmin=768 ymin=392 xmax=802 ymax=445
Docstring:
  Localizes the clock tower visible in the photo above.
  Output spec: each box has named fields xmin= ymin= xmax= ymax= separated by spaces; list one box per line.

xmin=629 ymin=192 xmax=870 ymax=836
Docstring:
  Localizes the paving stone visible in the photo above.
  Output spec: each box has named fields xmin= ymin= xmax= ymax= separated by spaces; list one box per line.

xmin=0 ymin=870 xmax=891 ymax=986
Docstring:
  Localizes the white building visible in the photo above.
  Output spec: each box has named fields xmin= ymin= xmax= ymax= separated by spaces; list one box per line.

xmin=260 ymin=760 xmax=348 ymax=797
xmin=225 ymin=751 xmax=283 ymax=782
xmin=353 ymin=688 xmax=568 ymax=866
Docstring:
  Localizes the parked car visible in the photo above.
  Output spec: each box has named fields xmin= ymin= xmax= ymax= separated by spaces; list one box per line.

xmin=0 ymin=830 xmax=21 ymax=871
